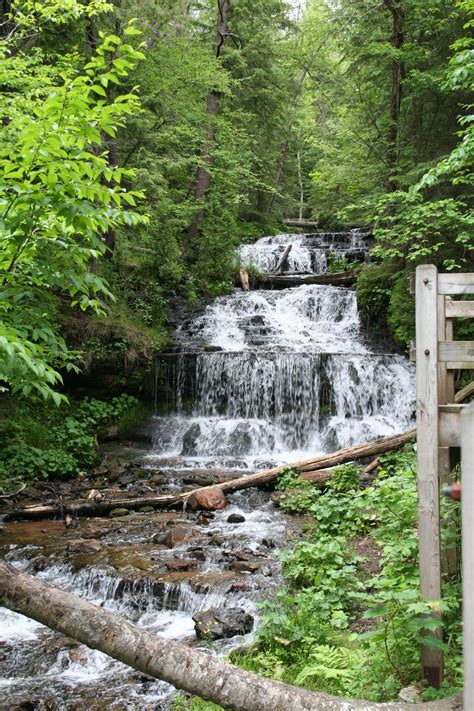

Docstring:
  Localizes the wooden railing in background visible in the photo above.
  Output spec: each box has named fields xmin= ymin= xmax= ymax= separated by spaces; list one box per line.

xmin=414 ymin=265 xmax=474 ymax=692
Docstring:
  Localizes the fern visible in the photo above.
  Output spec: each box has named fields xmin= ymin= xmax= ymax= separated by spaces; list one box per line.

xmin=295 ymin=645 xmax=353 ymax=685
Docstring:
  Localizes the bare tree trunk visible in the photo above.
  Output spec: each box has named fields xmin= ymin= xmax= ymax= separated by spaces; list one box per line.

xmin=0 ymin=562 xmax=462 ymax=711
xmin=384 ymin=0 xmax=405 ymax=186
xmin=274 ymin=244 xmax=292 ymax=274
xmin=266 ymin=69 xmax=307 ymax=216
xmin=9 ymin=382 xmax=474 ymax=523
xmin=186 ymin=0 xmax=229 ymax=253
xmin=6 ymin=427 xmax=415 ymax=521
xmin=297 ymin=149 xmax=304 ymax=221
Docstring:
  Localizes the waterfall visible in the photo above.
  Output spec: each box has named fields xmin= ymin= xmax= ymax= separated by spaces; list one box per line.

xmin=151 ymin=230 xmax=415 ymax=470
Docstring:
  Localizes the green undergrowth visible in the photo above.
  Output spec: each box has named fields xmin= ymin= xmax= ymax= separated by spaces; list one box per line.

xmin=174 ymin=450 xmax=462 ymax=709
xmin=0 ymin=394 xmax=144 ymax=489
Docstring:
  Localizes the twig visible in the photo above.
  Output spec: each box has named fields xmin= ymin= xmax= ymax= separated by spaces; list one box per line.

xmin=0 ymin=482 xmax=26 ymax=499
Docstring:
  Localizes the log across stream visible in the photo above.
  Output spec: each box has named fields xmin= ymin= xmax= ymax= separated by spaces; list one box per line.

xmin=0 ymin=229 xmax=433 ymax=709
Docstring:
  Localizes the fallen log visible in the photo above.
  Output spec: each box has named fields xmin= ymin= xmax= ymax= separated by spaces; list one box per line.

xmin=7 ymin=383 xmax=472 ymax=522
xmin=0 ymin=562 xmax=462 ymax=711
xmin=257 ymin=270 xmax=358 ymax=289
xmin=5 ymin=430 xmax=415 ymax=521
xmin=239 ymin=267 xmax=250 ymax=291
xmin=274 ymin=244 xmax=292 ymax=274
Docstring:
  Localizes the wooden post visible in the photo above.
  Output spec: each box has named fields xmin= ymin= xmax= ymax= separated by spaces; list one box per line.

xmin=437 ymin=295 xmax=457 ymax=575
xmin=416 ymin=264 xmax=443 ymax=687
xmin=462 ymin=401 xmax=474 ymax=710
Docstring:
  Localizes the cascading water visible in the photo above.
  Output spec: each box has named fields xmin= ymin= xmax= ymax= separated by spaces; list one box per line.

xmin=151 ymin=229 xmax=415 ymax=471
xmin=1 ymin=227 xmax=415 ymax=709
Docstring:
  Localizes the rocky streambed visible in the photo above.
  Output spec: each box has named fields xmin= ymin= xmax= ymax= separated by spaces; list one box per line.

xmin=0 ymin=459 xmax=309 ymax=710
xmin=1 ymin=229 xmax=415 ymax=709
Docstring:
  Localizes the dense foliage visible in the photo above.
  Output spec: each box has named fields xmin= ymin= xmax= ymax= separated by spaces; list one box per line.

xmin=1 ymin=0 xmax=472 ymax=396
xmin=174 ymin=450 xmax=463 ymax=709
xmin=0 ymin=394 xmax=141 ymax=487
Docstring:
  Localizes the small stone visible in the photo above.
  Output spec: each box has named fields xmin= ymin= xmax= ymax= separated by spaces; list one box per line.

xmin=262 ymin=538 xmax=276 ymax=549
xmin=228 ymin=581 xmax=253 ymax=593
xmin=139 ymin=506 xmax=155 ymax=513
xmin=230 ymin=560 xmax=259 ymax=574
xmin=209 ymin=534 xmax=224 ymax=546
xmin=67 ymin=539 xmax=102 ymax=554
xmin=82 ymin=526 xmax=107 ymax=539
xmin=196 ymin=514 xmax=211 ymax=526
xmin=109 ymin=507 xmax=130 ymax=518
xmin=227 ymin=513 xmax=245 ymax=524
xmin=163 ymin=525 xmax=196 ymax=548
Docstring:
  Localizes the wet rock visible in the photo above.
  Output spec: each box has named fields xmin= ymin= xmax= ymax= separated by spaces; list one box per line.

xmin=166 ymin=558 xmax=196 ymax=572
xmin=230 ymin=560 xmax=259 ymax=574
xmin=186 ymin=486 xmax=227 ymax=511
xmin=139 ymin=506 xmax=155 ymax=513
xmin=228 ymin=581 xmax=253 ymax=593
xmin=163 ymin=525 xmax=196 ymax=547
xmin=151 ymin=531 xmax=168 ymax=545
xmin=109 ymin=507 xmax=130 ymax=518
xmin=82 ymin=526 xmax=108 ymax=539
xmin=92 ymin=464 xmax=109 ymax=478
xmin=67 ymin=539 xmax=102 ymax=554
xmin=262 ymin=537 xmax=276 ymax=549
xmin=189 ymin=547 xmax=206 ymax=561
xmin=117 ymin=472 xmax=135 ymax=486
xmin=181 ymin=423 xmax=201 ymax=456
xmin=208 ymin=534 xmax=224 ymax=546
xmin=227 ymin=513 xmax=245 ymax=524
xmin=192 ymin=607 xmax=254 ymax=640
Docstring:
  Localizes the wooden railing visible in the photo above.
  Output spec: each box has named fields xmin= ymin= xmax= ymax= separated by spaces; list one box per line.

xmin=414 ymin=265 xmax=474 ymax=691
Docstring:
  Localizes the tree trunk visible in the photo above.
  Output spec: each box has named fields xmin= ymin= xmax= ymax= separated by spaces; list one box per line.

xmin=258 ymin=270 xmax=358 ymax=289
xmin=0 ymin=562 xmax=462 ymax=711
xmin=297 ymin=149 xmax=304 ymax=221
xmin=186 ymin=0 xmax=229 ymax=252
xmin=8 ymin=383 xmax=474 ymax=523
xmin=274 ymin=244 xmax=292 ymax=274
xmin=6 ymin=427 xmax=415 ymax=521
xmin=384 ymin=0 xmax=405 ymax=184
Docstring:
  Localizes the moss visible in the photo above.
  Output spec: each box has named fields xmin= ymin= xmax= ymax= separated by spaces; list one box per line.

xmin=356 ymin=263 xmax=395 ymax=338
xmin=387 ymin=271 xmax=415 ymax=347
xmin=357 ymin=263 xmax=414 ymax=347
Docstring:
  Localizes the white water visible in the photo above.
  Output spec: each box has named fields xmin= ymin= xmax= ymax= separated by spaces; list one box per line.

xmin=238 ymin=229 xmax=369 ymax=274
xmin=1 ymin=229 xmax=415 ymax=708
xmin=153 ymin=232 xmax=414 ymax=469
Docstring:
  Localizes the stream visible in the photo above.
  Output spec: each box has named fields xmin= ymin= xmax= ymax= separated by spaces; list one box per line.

xmin=0 ymin=229 xmax=415 ymax=710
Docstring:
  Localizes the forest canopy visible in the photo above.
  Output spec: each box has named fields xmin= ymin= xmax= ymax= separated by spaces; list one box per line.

xmin=0 ymin=0 xmax=473 ymax=398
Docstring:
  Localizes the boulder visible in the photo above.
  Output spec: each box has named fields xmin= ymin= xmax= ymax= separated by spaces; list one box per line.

xmin=186 ymin=487 xmax=227 ymax=511
xmin=181 ymin=423 xmax=201 ymax=456
xmin=192 ymin=607 xmax=254 ymax=641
